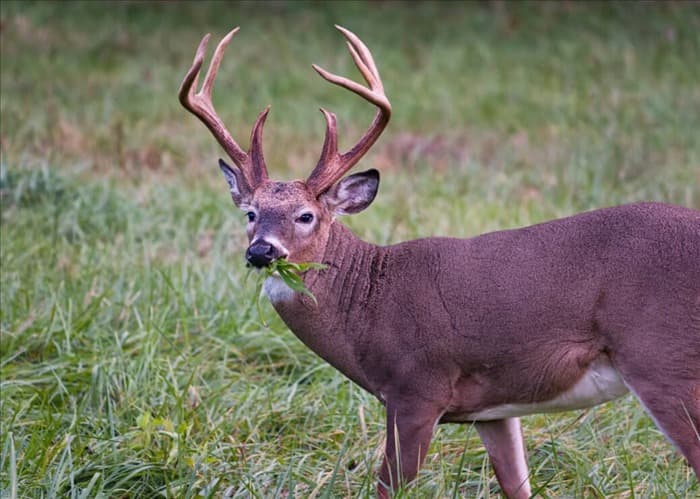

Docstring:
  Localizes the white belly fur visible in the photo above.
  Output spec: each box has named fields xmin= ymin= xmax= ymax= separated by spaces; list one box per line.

xmin=466 ymin=356 xmax=629 ymax=421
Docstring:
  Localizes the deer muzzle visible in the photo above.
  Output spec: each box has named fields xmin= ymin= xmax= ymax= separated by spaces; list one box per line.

xmin=246 ymin=240 xmax=283 ymax=268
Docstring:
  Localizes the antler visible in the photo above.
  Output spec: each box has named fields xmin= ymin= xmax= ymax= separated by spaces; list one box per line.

xmin=179 ymin=27 xmax=269 ymax=190
xmin=306 ymin=25 xmax=392 ymax=196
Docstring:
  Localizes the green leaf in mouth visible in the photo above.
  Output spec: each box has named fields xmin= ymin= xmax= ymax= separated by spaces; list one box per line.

xmin=249 ymin=259 xmax=328 ymax=325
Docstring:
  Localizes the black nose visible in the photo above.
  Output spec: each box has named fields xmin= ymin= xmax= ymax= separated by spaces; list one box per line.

xmin=246 ymin=241 xmax=276 ymax=268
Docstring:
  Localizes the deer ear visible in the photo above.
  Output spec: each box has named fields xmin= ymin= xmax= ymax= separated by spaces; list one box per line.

xmin=219 ymin=158 xmax=251 ymax=207
xmin=320 ymin=169 xmax=379 ymax=215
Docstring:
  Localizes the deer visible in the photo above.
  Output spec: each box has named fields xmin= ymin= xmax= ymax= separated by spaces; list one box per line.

xmin=179 ymin=26 xmax=700 ymax=498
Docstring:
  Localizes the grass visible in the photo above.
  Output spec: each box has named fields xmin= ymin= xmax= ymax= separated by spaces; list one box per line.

xmin=1 ymin=1 xmax=699 ymax=497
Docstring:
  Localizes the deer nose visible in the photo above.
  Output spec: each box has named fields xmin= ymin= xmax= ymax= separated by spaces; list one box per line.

xmin=246 ymin=241 xmax=277 ymax=268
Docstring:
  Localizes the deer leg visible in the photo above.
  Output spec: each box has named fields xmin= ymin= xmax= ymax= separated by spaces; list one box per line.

xmin=625 ymin=379 xmax=700 ymax=476
xmin=609 ymin=319 xmax=700 ymax=477
xmin=475 ymin=418 xmax=531 ymax=499
xmin=377 ymin=402 xmax=442 ymax=498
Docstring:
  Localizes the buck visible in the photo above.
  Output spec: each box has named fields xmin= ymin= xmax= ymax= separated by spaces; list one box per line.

xmin=179 ymin=26 xmax=700 ymax=497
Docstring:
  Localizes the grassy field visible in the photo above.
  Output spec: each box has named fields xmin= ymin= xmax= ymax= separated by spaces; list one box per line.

xmin=1 ymin=1 xmax=699 ymax=497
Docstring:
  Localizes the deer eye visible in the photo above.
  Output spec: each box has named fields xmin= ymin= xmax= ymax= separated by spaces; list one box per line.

xmin=296 ymin=213 xmax=314 ymax=224
xmin=246 ymin=212 xmax=256 ymax=223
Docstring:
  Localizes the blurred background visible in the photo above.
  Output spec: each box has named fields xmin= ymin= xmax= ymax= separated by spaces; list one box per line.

xmin=2 ymin=1 xmax=699 ymax=497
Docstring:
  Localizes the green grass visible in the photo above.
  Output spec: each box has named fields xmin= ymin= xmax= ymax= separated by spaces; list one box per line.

xmin=1 ymin=1 xmax=699 ymax=497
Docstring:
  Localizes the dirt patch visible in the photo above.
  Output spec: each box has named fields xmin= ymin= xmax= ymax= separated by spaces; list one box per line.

xmin=373 ymin=127 xmax=566 ymax=175
xmin=374 ymin=132 xmax=471 ymax=173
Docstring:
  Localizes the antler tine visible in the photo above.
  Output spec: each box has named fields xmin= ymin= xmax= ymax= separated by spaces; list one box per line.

xmin=178 ymin=34 xmax=210 ymax=112
xmin=201 ymin=27 xmax=238 ymax=99
xmin=338 ymin=25 xmax=382 ymax=90
xmin=179 ymin=28 xmax=269 ymax=189
xmin=248 ymin=106 xmax=271 ymax=186
xmin=307 ymin=26 xmax=392 ymax=195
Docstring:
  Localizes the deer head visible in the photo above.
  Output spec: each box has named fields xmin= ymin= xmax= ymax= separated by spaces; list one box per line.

xmin=179 ymin=26 xmax=391 ymax=268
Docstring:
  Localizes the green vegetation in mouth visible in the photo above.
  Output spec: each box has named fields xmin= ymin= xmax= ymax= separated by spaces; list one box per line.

xmin=250 ymin=260 xmax=328 ymax=324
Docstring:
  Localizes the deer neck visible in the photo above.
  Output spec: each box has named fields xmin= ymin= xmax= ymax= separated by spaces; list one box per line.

xmin=265 ymin=220 xmax=382 ymax=392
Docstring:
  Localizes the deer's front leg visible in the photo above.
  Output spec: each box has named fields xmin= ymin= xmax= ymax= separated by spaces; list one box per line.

xmin=377 ymin=401 xmax=442 ymax=498
xmin=475 ymin=417 xmax=531 ymax=499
